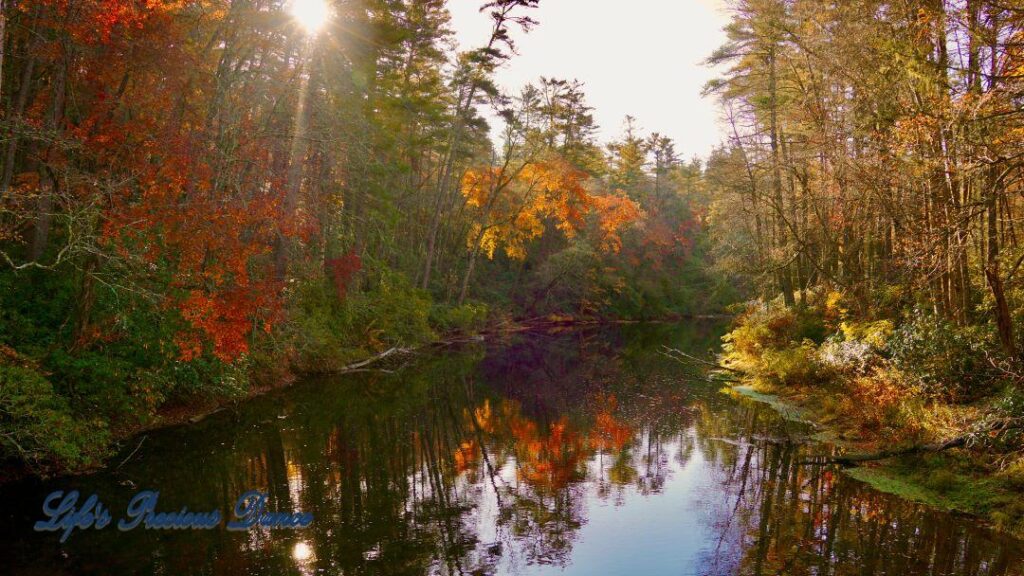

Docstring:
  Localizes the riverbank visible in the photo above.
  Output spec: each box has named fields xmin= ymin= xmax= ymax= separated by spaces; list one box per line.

xmin=713 ymin=301 xmax=1024 ymax=540
xmin=150 ymin=314 xmax=683 ymax=429
xmin=0 ymin=314 xmax=698 ymax=484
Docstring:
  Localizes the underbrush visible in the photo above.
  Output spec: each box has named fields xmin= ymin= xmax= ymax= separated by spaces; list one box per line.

xmin=0 ymin=363 xmax=111 ymax=472
xmin=280 ymin=264 xmax=482 ymax=373
xmin=0 ymin=271 xmax=251 ymax=474
xmin=721 ymin=301 xmax=829 ymax=387
xmin=721 ymin=295 xmax=1017 ymax=445
xmin=0 ymin=261 xmax=493 ymax=475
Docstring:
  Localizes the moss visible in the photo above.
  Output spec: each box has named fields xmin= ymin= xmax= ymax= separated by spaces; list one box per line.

xmin=845 ymin=456 xmax=1024 ymax=538
xmin=845 ymin=467 xmax=944 ymax=507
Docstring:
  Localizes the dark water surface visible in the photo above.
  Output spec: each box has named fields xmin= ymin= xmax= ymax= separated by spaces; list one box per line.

xmin=2 ymin=323 xmax=1023 ymax=575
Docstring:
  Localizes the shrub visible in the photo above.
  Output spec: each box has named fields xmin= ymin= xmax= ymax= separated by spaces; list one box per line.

xmin=431 ymin=302 xmax=489 ymax=334
xmin=995 ymin=387 xmax=1024 ymax=420
xmin=0 ymin=365 xmax=110 ymax=471
xmin=148 ymin=357 xmax=250 ymax=404
xmin=1000 ymin=457 xmax=1024 ymax=490
xmin=888 ymin=313 xmax=996 ymax=400
xmin=286 ymin=277 xmax=355 ymax=370
xmin=722 ymin=304 xmax=795 ymax=367
xmin=354 ymin=267 xmax=434 ymax=346
xmin=527 ymin=244 xmax=605 ymax=316
xmin=286 ymin=264 xmax=436 ymax=372
xmin=983 ymin=387 xmax=1024 ymax=452
xmin=838 ymin=369 xmax=926 ymax=441
xmin=45 ymin=349 xmax=138 ymax=418
xmin=818 ymin=337 xmax=875 ymax=375
xmin=840 ymin=320 xmax=895 ymax=350
xmin=722 ymin=302 xmax=826 ymax=372
xmin=759 ymin=341 xmax=829 ymax=388
xmin=819 ymin=320 xmax=893 ymax=375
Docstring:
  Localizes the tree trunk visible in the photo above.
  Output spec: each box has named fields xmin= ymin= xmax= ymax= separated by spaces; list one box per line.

xmin=986 ymin=174 xmax=1015 ymax=357
xmin=421 ymin=4 xmax=523 ymax=291
xmin=29 ymin=52 xmax=68 ymax=261
xmin=0 ymin=29 xmax=40 ymax=197
xmin=768 ymin=45 xmax=795 ymax=306
xmin=71 ymin=253 xmax=99 ymax=348
xmin=0 ymin=0 xmax=7 ymax=103
xmin=457 ymin=247 xmax=478 ymax=306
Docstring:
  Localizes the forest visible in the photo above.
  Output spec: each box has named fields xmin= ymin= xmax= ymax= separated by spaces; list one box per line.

xmin=0 ymin=0 xmax=1023 ymax=544
xmin=0 ymin=0 xmax=720 ymax=473
xmin=703 ymin=0 xmax=1024 ymax=535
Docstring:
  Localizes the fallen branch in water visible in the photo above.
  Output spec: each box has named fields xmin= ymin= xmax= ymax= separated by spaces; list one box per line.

xmin=295 ymin=345 xmax=422 ymax=377
xmin=117 ymin=435 xmax=147 ymax=469
xmin=188 ymin=406 xmax=226 ymax=424
xmin=660 ymin=346 xmax=744 ymax=381
xmin=710 ymin=435 xmax=807 ymax=448
xmin=338 ymin=346 xmax=412 ymax=372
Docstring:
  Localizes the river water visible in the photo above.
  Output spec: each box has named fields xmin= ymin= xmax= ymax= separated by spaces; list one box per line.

xmin=1 ymin=323 xmax=1022 ymax=575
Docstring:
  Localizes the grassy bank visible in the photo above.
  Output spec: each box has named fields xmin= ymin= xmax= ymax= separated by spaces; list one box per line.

xmin=717 ymin=295 xmax=1024 ymax=538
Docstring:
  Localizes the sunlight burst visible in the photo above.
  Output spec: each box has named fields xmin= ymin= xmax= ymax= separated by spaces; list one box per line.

xmin=289 ymin=0 xmax=330 ymax=34
xmin=292 ymin=541 xmax=314 ymax=563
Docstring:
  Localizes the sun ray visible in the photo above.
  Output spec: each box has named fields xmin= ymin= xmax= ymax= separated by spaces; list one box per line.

xmin=289 ymin=0 xmax=330 ymax=34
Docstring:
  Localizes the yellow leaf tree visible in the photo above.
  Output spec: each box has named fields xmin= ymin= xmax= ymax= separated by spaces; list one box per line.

xmin=459 ymin=155 xmax=641 ymax=304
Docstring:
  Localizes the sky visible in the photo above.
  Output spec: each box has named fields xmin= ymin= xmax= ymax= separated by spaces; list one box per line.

xmin=447 ymin=0 xmax=731 ymax=160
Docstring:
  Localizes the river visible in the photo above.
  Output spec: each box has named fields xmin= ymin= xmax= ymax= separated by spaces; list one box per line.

xmin=1 ymin=322 xmax=1022 ymax=575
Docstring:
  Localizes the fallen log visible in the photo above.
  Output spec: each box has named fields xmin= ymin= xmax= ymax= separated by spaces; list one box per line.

xmin=338 ymin=346 xmax=410 ymax=371
xmin=825 ymin=417 xmax=1024 ymax=465
xmin=830 ymin=435 xmax=968 ymax=465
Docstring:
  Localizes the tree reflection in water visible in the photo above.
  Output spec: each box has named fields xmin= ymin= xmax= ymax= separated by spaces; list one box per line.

xmin=0 ymin=324 xmax=1021 ymax=575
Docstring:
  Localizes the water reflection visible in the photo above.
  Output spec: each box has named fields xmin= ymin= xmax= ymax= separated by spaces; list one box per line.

xmin=0 ymin=323 xmax=1021 ymax=575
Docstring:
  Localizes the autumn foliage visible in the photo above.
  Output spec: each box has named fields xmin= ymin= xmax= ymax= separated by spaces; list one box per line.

xmin=462 ymin=157 xmax=642 ymax=262
xmin=2 ymin=0 xmax=315 ymax=362
xmin=0 ymin=0 xmax=713 ymax=472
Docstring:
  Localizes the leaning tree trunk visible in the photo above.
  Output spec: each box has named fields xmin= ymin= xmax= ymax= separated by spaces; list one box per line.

xmin=457 ymin=246 xmax=479 ymax=306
